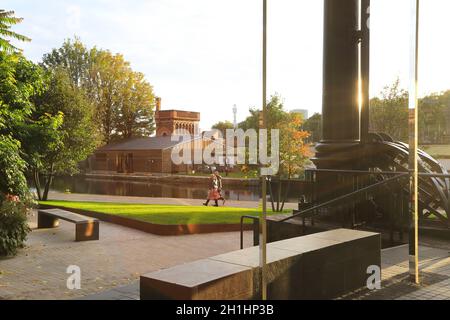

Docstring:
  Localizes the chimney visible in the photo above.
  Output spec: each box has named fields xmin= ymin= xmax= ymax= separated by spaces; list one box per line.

xmin=155 ymin=97 xmax=161 ymax=112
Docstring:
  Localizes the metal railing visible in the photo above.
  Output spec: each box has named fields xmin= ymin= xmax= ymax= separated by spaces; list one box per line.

xmin=239 ymin=172 xmax=410 ymax=249
xmin=279 ymin=173 xmax=409 ymax=223
xmin=239 ymin=170 xmax=450 ymax=249
xmin=240 ymin=215 xmax=259 ymax=249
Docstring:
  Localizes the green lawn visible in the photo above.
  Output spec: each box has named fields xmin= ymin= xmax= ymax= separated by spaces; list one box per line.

xmin=39 ymin=200 xmax=289 ymax=225
xmin=421 ymin=145 xmax=450 ymax=159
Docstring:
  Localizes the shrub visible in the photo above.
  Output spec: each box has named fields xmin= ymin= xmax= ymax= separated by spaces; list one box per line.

xmin=0 ymin=196 xmax=31 ymax=256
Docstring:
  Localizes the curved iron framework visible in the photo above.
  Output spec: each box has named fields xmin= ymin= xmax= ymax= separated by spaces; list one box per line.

xmin=239 ymin=133 xmax=450 ymax=249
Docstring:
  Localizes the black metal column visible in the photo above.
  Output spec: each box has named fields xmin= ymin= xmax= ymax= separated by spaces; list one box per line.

xmin=361 ymin=0 xmax=371 ymax=143
xmin=322 ymin=0 xmax=359 ymax=143
xmin=314 ymin=0 xmax=361 ymax=170
xmin=313 ymin=0 xmax=363 ymax=206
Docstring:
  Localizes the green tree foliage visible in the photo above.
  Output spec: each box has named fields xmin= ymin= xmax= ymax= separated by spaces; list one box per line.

xmin=370 ymin=78 xmax=409 ymax=142
xmin=370 ymin=79 xmax=450 ymax=144
xmin=418 ymin=90 xmax=450 ymax=144
xmin=0 ymin=136 xmax=28 ymax=197
xmin=0 ymin=52 xmax=45 ymax=128
xmin=0 ymin=51 xmax=45 ymax=197
xmin=0 ymin=9 xmax=30 ymax=53
xmin=0 ymin=197 xmax=31 ymax=256
xmin=0 ymin=51 xmax=44 ymax=256
xmin=212 ymin=120 xmax=234 ymax=136
xmin=41 ymin=37 xmax=91 ymax=88
xmin=302 ymin=113 xmax=322 ymax=143
xmin=1 ymin=51 xmax=97 ymax=202
xmin=0 ymin=12 xmax=36 ymax=255
xmin=42 ymin=38 xmax=156 ymax=143
xmin=239 ymin=94 xmax=286 ymax=131
xmin=26 ymin=69 xmax=98 ymax=200
xmin=238 ymin=94 xmax=311 ymax=178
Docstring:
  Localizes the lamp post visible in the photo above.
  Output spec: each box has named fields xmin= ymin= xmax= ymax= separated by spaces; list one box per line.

xmin=408 ymin=0 xmax=420 ymax=284
xmin=259 ymin=0 xmax=268 ymax=300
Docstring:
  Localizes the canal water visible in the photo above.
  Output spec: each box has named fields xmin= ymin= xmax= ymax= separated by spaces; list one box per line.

xmin=45 ymin=176 xmax=307 ymax=202
xmin=49 ymin=176 xmax=262 ymax=201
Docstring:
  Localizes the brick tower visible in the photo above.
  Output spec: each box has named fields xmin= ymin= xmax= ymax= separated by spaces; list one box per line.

xmin=154 ymin=97 xmax=200 ymax=137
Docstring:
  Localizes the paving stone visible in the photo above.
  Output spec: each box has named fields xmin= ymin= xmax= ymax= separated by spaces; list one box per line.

xmin=1 ymin=209 xmax=448 ymax=300
xmin=0 ymin=211 xmax=253 ymax=300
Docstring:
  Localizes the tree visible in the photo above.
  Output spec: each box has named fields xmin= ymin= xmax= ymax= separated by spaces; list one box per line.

xmin=91 ymin=50 xmax=130 ymax=142
xmin=0 ymin=135 xmax=28 ymax=198
xmin=42 ymin=39 xmax=156 ymax=143
xmin=418 ymin=91 xmax=449 ymax=144
xmin=0 ymin=52 xmax=45 ymax=129
xmin=0 ymin=51 xmax=46 ymax=197
xmin=41 ymin=37 xmax=91 ymax=88
xmin=113 ymin=70 xmax=155 ymax=139
xmin=279 ymin=113 xmax=311 ymax=178
xmin=26 ymin=69 xmax=99 ymax=200
xmin=0 ymin=10 xmax=30 ymax=53
xmin=212 ymin=121 xmax=234 ymax=136
xmin=302 ymin=113 xmax=322 ymax=143
xmin=238 ymin=94 xmax=311 ymax=177
xmin=370 ymin=78 xmax=409 ymax=142
xmin=0 ymin=51 xmax=44 ymax=256
xmin=239 ymin=94 xmax=286 ymax=131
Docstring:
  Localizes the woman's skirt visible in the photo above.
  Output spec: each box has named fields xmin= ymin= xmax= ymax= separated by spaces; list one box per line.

xmin=208 ymin=188 xmax=221 ymax=200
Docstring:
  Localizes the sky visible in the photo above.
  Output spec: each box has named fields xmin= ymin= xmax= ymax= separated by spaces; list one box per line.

xmin=3 ymin=0 xmax=450 ymax=130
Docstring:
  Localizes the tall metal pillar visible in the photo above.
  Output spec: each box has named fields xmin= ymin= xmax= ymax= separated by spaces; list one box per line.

xmin=408 ymin=0 xmax=420 ymax=285
xmin=259 ymin=0 xmax=268 ymax=300
xmin=360 ymin=0 xmax=371 ymax=143
xmin=314 ymin=0 xmax=361 ymax=167
xmin=313 ymin=0 xmax=362 ymax=204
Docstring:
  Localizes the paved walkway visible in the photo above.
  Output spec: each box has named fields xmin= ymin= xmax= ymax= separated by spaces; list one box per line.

xmin=80 ymin=244 xmax=450 ymax=300
xmin=0 ymin=212 xmax=253 ymax=300
xmin=341 ymin=244 xmax=450 ymax=300
xmin=47 ymin=191 xmax=299 ymax=210
xmin=1 ymin=192 xmax=448 ymax=300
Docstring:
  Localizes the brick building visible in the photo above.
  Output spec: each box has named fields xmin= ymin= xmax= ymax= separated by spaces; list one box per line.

xmin=89 ymin=98 xmax=210 ymax=174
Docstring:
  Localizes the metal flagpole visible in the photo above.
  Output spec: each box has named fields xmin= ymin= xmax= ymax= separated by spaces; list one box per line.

xmin=408 ymin=0 xmax=420 ymax=284
xmin=259 ymin=0 xmax=268 ymax=300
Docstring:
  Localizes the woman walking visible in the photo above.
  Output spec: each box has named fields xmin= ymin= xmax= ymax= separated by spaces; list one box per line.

xmin=214 ymin=170 xmax=226 ymax=205
xmin=203 ymin=174 xmax=220 ymax=207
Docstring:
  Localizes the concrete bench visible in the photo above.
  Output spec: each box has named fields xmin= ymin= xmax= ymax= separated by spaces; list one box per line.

xmin=140 ymin=229 xmax=381 ymax=300
xmin=38 ymin=209 xmax=99 ymax=242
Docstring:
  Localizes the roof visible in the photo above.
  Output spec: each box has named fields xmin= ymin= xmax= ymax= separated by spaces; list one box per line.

xmin=157 ymin=109 xmax=200 ymax=114
xmin=96 ymin=136 xmax=196 ymax=152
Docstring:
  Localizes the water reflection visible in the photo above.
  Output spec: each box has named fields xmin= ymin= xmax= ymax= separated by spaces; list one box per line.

xmin=49 ymin=176 xmax=262 ymax=201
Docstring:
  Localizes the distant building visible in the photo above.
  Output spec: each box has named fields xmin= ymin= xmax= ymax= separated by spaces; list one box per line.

xmin=89 ymin=98 xmax=214 ymax=174
xmin=155 ymin=97 xmax=200 ymax=137
xmin=291 ymin=109 xmax=309 ymax=120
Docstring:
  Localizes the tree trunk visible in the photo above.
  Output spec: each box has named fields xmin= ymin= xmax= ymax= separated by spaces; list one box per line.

xmin=277 ymin=178 xmax=282 ymax=212
xmin=42 ymin=164 xmax=54 ymax=201
xmin=42 ymin=174 xmax=53 ymax=201
xmin=33 ymin=169 xmax=42 ymax=201
xmin=280 ymin=179 xmax=291 ymax=212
